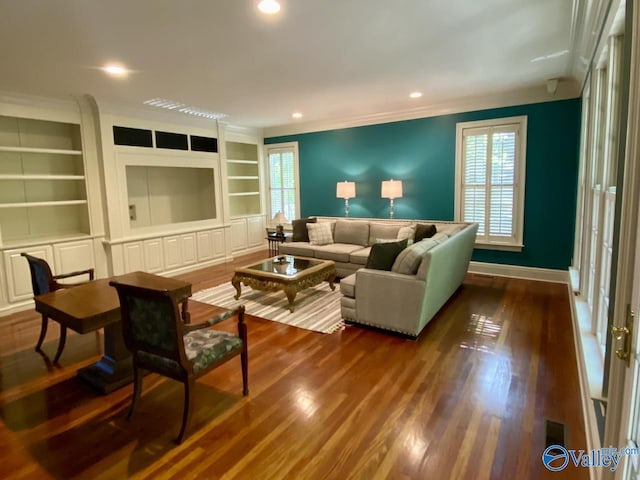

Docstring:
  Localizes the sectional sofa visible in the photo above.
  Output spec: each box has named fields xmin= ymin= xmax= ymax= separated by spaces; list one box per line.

xmin=279 ymin=217 xmax=478 ymax=337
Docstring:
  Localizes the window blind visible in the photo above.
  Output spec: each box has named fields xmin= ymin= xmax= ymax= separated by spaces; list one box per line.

xmin=269 ymin=149 xmax=297 ymax=221
xmin=461 ymin=124 xmax=519 ymax=242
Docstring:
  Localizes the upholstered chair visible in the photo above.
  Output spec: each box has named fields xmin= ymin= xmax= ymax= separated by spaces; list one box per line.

xmin=109 ymin=279 xmax=248 ymax=444
xmin=21 ymin=253 xmax=95 ymax=362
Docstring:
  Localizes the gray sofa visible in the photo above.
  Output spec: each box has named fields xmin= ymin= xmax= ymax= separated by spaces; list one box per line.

xmin=279 ymin=217 xmax=478 ymax=338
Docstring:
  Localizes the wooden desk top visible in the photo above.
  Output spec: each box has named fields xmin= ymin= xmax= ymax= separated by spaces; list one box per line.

xmin=34 ymin=271 xmax=191 ymax=334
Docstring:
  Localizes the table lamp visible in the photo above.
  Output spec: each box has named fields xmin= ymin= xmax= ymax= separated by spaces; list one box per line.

xmin=336 ymin=181 xmax=356 ymax=217
xmin=381 ymin=179 xmax=403 ymax=219
xmin=272 ymin=211 xmax=288 ymax=236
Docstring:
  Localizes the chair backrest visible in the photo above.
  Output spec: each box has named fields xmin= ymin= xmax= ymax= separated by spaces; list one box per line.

xmin=21 ymin=253 xmax=56 ymax=296
xmin=110 ymin=281 xmax=189 ymax=367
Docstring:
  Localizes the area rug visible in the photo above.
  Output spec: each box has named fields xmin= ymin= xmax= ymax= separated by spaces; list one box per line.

xmin=191 ymin=281 xmax=344 ymax=334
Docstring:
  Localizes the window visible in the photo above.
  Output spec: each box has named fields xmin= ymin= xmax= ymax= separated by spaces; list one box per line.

xmin=265 ymin=142 xmax=300 ymax=223
xmin=455 ymin=116 xmax=527 ymax=250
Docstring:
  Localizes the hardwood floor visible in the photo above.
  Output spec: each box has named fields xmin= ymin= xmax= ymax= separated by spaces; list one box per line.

xmin=0 ymin=251 xmax=587 ymax=479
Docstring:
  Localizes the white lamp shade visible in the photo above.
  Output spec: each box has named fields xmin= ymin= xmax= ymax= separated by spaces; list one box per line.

xmin=381 ymin=179 xmax=403 ymax=199
xmin=336 ymin=181 xmax=356 ymax=199
xmin=272 ymin=211 xmax=288 ymax=224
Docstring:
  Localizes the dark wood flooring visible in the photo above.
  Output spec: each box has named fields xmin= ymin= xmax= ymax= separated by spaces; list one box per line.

xmin=0 ymin=250 xmax=587 ymax=479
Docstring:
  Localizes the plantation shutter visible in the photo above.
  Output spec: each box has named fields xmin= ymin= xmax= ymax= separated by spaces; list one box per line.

xmin=461 ymin=123 xmax=520 ymax=243
xmin=268 ymin=148 xmax=297 ymax=221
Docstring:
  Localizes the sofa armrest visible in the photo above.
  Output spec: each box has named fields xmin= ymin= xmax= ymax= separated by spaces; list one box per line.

xmin=355 ymin=268 xmax=425 ymax=335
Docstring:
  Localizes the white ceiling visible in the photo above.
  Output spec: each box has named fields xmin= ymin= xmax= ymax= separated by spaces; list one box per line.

xmin=0 ymin=0 xmax=590 ymax=130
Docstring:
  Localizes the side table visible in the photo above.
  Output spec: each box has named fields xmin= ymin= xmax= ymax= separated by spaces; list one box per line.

xmin=266 ymin=233 xmax=291 ymax=256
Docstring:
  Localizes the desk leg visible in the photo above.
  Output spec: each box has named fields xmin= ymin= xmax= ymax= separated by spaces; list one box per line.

xmin=77 ymin=323 xmax=133 ymax=394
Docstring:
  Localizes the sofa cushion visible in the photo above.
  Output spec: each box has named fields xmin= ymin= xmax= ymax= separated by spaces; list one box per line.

xmin=279 ymin=242 xmax=315 ymax=257
xmin=308 ymin=222 xmax=333 ymax=245
xmin=292 ymin=217 xmax=317 ymax=242
xmin=368 ymin=223 xmax=402 ymax=245
xmin=414 ymin=223 xmax=437 ymax=242
xmin=366 ymin=239 xmax=408 ymax=271
xmin=314 ymin=243 xmax=362 ymax=262
xmin=334 ymin=220 xmax=370 ymax=246
xmin=350 ymin=246 xmax=371 ymax=265
xmin=392 ymin=238 xmax=437 ymax=275
xmin=340 ymin=273 xmax=356 ymax=298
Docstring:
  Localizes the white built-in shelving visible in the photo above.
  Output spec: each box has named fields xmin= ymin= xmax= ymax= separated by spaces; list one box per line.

xmin=226 ymin=141 xmax=262 ymax=217
xmin=0 ymin=115 xmax=90 ymax=246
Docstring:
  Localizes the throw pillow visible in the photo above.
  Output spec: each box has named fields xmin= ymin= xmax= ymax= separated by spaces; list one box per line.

xmin=365 ymin=239 xmax=408 ymax=271
xmin=307 ymin=222 xmax=334 ymax=245
xmin=292 ymin=217 xmax=317 ymax=242
xmin=414 ymin=223 xmax=437 ymax=242
xmin=397 ymin=225 xmax=416 ymax=241
xmin=392 ymin=239 xmax=437 ymax=275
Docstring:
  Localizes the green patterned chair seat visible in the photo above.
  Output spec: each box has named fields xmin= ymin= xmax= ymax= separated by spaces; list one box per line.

xmin=184 ymin=330 xmax=243 ymax=372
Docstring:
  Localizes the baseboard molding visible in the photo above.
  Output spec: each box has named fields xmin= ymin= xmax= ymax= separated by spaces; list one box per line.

xmin=0 ymin=298 xmax=34 ymax=318
xmin=468 ymin=261 xmax=569 ymax=283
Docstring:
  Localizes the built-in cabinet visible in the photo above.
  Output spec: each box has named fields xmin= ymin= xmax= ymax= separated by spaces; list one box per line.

xmin=223 ymin=129 xmax=266 ymax=253
xmin=226 ymin=140 xmax=261 ymax=217
xmin=0 ymin=115 xmax=90 ymax=246
xmin=0 ymin=102 xmax=101 ymax=315
xmin=3 ymin=238 xmax=96 ymax=303
xmin=115 ymin=228 xmax=226 ymax=275
xmin=0 ymin=95 xmax=268 ymax=316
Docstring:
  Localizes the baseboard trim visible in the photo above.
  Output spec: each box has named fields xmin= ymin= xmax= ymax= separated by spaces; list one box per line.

xmin=0 ymin=298 xmax=34 ymax=318
xmin=468 ymin=261 xmax=569 ymax=283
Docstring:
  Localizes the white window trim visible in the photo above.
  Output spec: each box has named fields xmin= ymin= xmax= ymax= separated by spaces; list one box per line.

xmin=264 ymin=141 xmax=300 ymax=225
xmin=454 ymin=115 xmax=527 ymax=251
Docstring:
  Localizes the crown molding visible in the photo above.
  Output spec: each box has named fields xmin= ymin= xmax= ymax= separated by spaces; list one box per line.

xmin=263 ymin=82 xmax=581 ymax=138
xmin=0 ymin=90 xmax=81 ymax=123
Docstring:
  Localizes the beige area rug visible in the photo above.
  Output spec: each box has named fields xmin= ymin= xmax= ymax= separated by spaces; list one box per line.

xmin=191 ymin=281 xmax=344 ymax=334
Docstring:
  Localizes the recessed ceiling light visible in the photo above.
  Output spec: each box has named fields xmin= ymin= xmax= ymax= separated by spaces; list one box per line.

xmin=102 ymin=64 xmax=129 ymax=78
xmin=258 ymin=0 xmax=281 ymax=14
xmin=409 ymin=91 xmax=423 ymax=99
xmin=292 ymin=112 xmax=303 ymax=119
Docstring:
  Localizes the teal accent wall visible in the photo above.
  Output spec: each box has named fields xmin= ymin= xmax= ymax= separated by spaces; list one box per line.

xmin=266 ymin=98 xmax=581 ymax=269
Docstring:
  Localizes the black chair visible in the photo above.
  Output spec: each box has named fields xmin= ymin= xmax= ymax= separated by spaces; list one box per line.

xmin=109 ymin=279 xmax=248 ymax=444
xmin=21 ymin=253 xmax=94 ymax=362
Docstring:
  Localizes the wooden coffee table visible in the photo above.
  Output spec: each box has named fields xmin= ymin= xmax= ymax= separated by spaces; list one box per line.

xmin=231 ymin=255 xmax=336 ymax=313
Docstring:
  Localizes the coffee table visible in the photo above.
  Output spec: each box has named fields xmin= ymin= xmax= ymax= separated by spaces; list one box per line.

xmin=231 ymin=255 xmax=336 ymax=312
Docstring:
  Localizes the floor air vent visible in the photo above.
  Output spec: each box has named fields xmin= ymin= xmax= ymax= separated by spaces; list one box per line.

xmin=545 ymin=419 xmax=566 ymax=450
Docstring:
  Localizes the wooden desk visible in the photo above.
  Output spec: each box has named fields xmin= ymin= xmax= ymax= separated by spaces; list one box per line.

xmin=34 ymin=271 xmax=191 ymax=394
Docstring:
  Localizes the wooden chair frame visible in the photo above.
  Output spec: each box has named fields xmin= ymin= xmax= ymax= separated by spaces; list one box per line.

xmin=21 ymin=253 xmax=94 ymax=362
xmin=109 ymin=280 xmax=248 ymax=444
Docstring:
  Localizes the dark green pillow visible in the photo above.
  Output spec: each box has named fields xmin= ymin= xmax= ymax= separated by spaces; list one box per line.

xmin=365 ymin=239 xmax=408 ymax=271
xmin=292 ymin=217 xmax=317 ymax=242
xmin=414 ymin=223 xmax=437 ymax=242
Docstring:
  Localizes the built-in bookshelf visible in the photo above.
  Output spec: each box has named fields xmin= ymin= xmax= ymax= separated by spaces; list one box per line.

xmin=0 ymin=115 xmax=90 ymax=247
xmin=226 ymin=141 xmax=261 ymax=217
